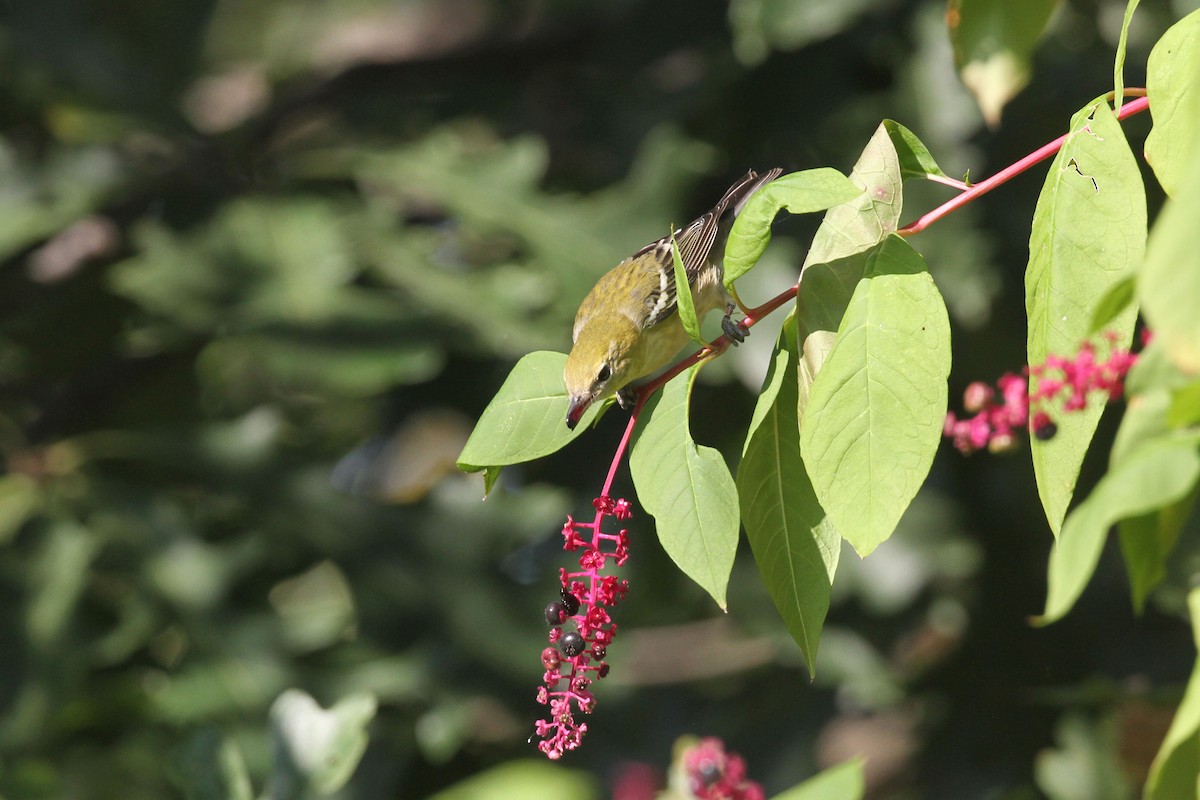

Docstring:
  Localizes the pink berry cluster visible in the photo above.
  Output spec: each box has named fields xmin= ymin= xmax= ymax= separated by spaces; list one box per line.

xmin=682 ymin=737 xmax=764 ymax=800
xmin=944 ymin=333 xmax=1138 ymax=454
xmin=534 ymin=495 xmax=631 ymax=759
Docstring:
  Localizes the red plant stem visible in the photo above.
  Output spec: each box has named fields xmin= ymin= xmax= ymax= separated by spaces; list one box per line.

xmin=899 ymin=94 xmax=1150 ymax=236
xmin=601 ymin=411 xmax=639 ymax=498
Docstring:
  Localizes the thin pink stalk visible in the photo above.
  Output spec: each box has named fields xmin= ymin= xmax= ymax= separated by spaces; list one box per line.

xmin=900 ymin=94 xmax=1150 ymax=236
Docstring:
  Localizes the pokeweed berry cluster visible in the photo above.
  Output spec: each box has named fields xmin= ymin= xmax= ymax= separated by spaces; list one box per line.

xmin=944 ymin=332 xmax=1139 ymax=454
xmin=681 ymin=737 xmax=765 ymax=800
xmin=533 ymin=495 xmax=631 ymax=759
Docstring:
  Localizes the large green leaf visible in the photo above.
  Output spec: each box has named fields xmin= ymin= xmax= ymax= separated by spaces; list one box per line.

xmin=738 ymin=315 xmax=840 ymax=677
xmin=802 ymin=125 xmax=904 ymax=270
xmin=948 ymin=0 xmax=1060 ymax=126
xmin=458 ymin=351 xmax=603 ymax=473
xmin=723 ymin=168 xmax=862 ymax=285
xmin=1145 ymin=587 xmax=1200 ymax=800
xmin=1139 ymin=141 xmax=1200 ymax=374
xmin=800 ymin=236 xmax=951 ymax=557
xmin=796 ymin=123 xmax=905 ymax=413
xmin=772 ymin=758 xmax=865 ymax=800
xmin=1144 ymin=9 xmax=1200 ymax=197
xmin=1038 ymin=434 xmax=1200 ymax=625
xmin=1026 ymin=99 xmax=1144 ymax=535
xmin=629 ymin=366 xmax=740 ymax=608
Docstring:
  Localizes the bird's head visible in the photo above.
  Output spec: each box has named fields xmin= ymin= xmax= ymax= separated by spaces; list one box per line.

xmin=563 ymin=318 xmax=637 ymax=429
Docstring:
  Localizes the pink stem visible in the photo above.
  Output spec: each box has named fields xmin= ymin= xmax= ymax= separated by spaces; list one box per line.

xmin=900 ymin=94 xmax=1150 ymax=236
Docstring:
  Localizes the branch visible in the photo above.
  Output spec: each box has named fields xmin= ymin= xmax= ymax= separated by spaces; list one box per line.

xmin=899 ymin=94 xmax=1150 ymax=236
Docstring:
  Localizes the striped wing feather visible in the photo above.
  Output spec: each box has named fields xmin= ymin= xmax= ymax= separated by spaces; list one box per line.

xmin=640 ymin=168 xmax=781 ymax=329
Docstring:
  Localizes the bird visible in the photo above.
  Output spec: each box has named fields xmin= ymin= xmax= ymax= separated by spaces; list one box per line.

xmin=563 ymin=167 xmax=782 ymax=429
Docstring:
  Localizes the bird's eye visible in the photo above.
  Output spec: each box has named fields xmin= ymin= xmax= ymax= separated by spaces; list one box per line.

xmin=597 ymin=364 xmax=612 ymax=383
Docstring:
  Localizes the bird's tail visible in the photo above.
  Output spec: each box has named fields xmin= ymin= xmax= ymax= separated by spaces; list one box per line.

xmin=723 ymin=167 xmax=784 ymax=218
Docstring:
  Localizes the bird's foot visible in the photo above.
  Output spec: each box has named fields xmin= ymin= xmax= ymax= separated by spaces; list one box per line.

xmin=721 ymin=303 xmax=749 ymax=345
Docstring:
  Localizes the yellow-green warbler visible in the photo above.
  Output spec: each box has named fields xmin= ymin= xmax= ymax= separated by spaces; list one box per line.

xmin=563 ymin=168 xmax=782 ymax=429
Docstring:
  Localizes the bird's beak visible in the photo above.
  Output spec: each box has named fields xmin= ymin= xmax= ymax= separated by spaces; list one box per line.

xmin=566 ymin=395 xmax=591 ymax=430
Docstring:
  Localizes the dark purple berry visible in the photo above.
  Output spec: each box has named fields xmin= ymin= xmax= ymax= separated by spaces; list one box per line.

xmin=560 ymin=589 xmax=581 ymax=616
xmin=598 ymin=663 xmax=610 ymax=678
xmin=697 ymin=759 xmax=722 ymax=786
xmin=544 ymin=601 xmax=566 ymax=625
xmin=559 ymin=631 xmax=584 ymax=657
xmin=591 ymin=644 xmax=607 ymax=660
xmin=541 ymin=647 xmax=560 ymax=670
xmin=1034 ymin=421 xmax=1058 ymax=441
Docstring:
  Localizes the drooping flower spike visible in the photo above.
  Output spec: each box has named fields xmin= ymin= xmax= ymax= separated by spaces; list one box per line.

xmin=533 ymin=495 xmax=632 ymax=758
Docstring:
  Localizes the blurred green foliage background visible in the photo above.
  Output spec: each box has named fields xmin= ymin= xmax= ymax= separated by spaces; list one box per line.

xmin=2 ymin=0 xmax=1199 ymax=797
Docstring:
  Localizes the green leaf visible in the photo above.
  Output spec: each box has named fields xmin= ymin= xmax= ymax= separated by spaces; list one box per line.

xmin=1145 ymin=587 xmax=1200 ymax=800
xmin=1113 ymin=0 xmax=1141 ymax=114
xmin=1027 ymin=99 xmax=1144 ymax=535
xmin=1169 ymin=382 xmax=1200 ymax=429
xmin=458 ymin=352 xmax=602 ymax=472
xmin=728 ymin=0 xmax=881 ymax=64
xmin=426 ymin=761 xmax=598 ymax=800
xmin=1110 ymin=346 xmax=1198 ymax=612
xmin=948 ymin=0 xmax=1060 ymax=126
xmin=723 ymin=168 xmax=862 ymax=285
xmin=1089 ymin=276 xmax=1136 ymax=335
xmin=29 ymin=521 xmax=99 ymax=647
xmin=803 ymin=125 xmax=904 ymax=270
xmin=199 ymin=330 xmax=443 ymax=399
xmin=269 ymin=689 xmax=377 ymax=797
xmin=0 ymin=473 xmax=39 ymax=544
xmin=1126 ymin=336 xmax=1195 ymax=398
xmin=1112 ymin=379 xmax=1173 ymax=468
xmin=1118 ymin=487 xmax=1195 ymax=615
xmin=883 ymin=120 xmax=949 ymax=180
xmin=772 ymin=758 xmax=865 ymax=800
xmin=671 ymin=232 xmax=704 ymax=344
xmin=1138 ymin=140 xmax=1200 ymax=374
xmin=743 ymin=313 xmax=795 ymax=448
xmin=1038 ymin=434 xmax=1200 ymax=624
xmin=738 ymin=314 xmax=840 ymax=677
xmin=800 ymin=236 xmax=952 ymax=557
xmin=630 ymin=366 xmax=740 ymax=608
xmin=796 ymin=123 xmax=905 ymax=412
xmin=1034 ymin=714 xmax=1132 ymax=800
xmin=1144 ymin=9 xmax=1200 ymax=197
xmin=795 ymin=255 xmax=869 ymax=418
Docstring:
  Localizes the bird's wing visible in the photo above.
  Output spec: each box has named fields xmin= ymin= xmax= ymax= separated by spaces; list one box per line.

xmin=639 ymin=168 xmax=781 ymax=329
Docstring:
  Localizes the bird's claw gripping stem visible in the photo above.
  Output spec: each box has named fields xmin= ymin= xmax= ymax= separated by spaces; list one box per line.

xmin=721 ymin=303 xmax=749 ymax=345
